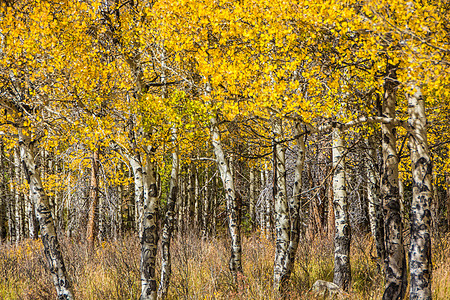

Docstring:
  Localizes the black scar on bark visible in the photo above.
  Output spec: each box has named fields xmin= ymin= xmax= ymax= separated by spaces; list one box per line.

xmin=149 ymin=280 xmax=157 ymax=291
xmin=149 ymin=183 xmax=157 ymax=197
xmin=22 ymin=161 xmax=31 ymax=183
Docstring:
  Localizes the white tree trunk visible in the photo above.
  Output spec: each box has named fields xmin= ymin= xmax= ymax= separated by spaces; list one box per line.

xmin=158 ymin=127 xmax=179 ymax=299
xmin=210 ymin=116 xmax=242 ymax=280
xmin=366 ymin=137 xmax=385 ymax=267
xmin=381 ymin=68 xmax=407 ymax=300
xmin=284 ymin=122 xmax=306 ymax=282
xmin=407 ymin=84 xmax=432 ymax=300
xmin=272 ymin=119 xmax=290 ymax=292
xmin=332 ymin=126 xmax=351 ymax=291
xmin=140 ymin=153 xmax=159 ymax=300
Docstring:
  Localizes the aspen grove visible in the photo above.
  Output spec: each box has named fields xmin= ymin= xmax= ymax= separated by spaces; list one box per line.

xmin=1 ymin=0 xmax=450 ymax=299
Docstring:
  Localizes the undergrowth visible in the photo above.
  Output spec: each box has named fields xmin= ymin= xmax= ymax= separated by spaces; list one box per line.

xmin=0 ymin=232 xmax=449 ymax=299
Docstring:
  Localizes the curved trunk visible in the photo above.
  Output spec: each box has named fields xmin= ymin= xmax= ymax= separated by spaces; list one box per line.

xmin=19 ymin=129 xmax=74 ymax=300
xmin=158 ymin=128 xmax=179 ymax=299
xmin=407 ymin=84 xmax=432 ymax=300
xmin=210 ymin=116 xmax=242 ymax=280
xmin=381 ymin=68 xmax=407 ymax=300
xmin=332 ymin=126 xmax=351 ymax=291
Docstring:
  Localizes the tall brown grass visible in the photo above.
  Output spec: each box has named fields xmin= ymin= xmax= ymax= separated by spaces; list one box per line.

xmin=0 ymin=232 xmax=449 ymax=299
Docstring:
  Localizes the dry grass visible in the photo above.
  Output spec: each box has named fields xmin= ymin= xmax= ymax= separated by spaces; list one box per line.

xmin=1 ymin=232 xmax=449 ymax=299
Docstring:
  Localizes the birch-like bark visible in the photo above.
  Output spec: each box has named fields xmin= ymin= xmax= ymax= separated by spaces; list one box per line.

xmin=27 ymin=190 xmax=38 ymax=239
xmin=366 ymin=136 xmax=385 ymax=267
xmin=381 ymin=68 xmax=407 ymax=300
xmin=0 ymin=143 xmax=7 ymax=243
xmin=212 ymin=175 xmax=218 ymax=235
xmin=86 ymin=149 xmax=99 ymax=249
xmin=407 ymin=84 xmax=432 ymax=300
xmin=202 ymin=165 xmax=209 ymax=238
xmin=19 ymin=129 xmax=74 ymax=300
xmin=194 ymin=169 xmax=200 ymax=228
xmin=265 ymin=162 xmax=272 ymax=239
xmin=187 ymin=168 xmax=193 ymax=227
xmin=0 ymin=196 xmax=5 ymax=243
xmin=140 ymin=152 xmax=159 ymax=300
xmin=431 ymin=171 xmax=438 ymax=238
xmin=447 ymin=174 xmax=450 ymax=232
xmin=260 ymin=168 xmax=266 ymax=234
xmin=284 ymin=122 xmax=306 ymax=282
xmin=158 ymin=128 xmax=179 ymax=299
xmin=118 ymin=140 xmax=158 ymax=300
xmin=14 ymin=147 xmax=23 ymax=242
xmin=210 ymin=116 xmax=242 ymax=280
xmin=272 ymin=119 xmax=290 ymax=293
xmin=398 ymin=179 xmax=405 ymax=220
xmin=332 ymin=126 xmax=351 ymax=291
xmin=177 ymin=173 xmax=185 ymax=232
xmin=249 ymin=167 xmax=255 ymax=231
xmin=129 ymin=154 xmax=145 ymax=238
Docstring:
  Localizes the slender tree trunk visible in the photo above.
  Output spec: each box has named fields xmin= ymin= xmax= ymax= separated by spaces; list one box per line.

xmin=194 ymin=168 xmax=200 ymax=229
xmin=398 ymin=179 xmax=405 ymax=220
xmin=210 ymin=116 xmax=242 ymax=280
xmin=27 ymin=190 xmax=38 ymax=239
xmin=284 ymin=122 xmax=306 ymax=283
xmin=130 ymin=154 xmax=145 ymax=239
xmin=381 ymin=67 xmax=407 ymax=300
xmin=7 ymin=200 xmax=15 ymax=242
xmin=264 ymin=162 xmax=272 ymax=239
xmin=327 ymin=180 xmax=335 ymax=239
xmin=260 ymin=168 xmax=266 ymax=234
xmin=140 ymin=152 xmax=159 ymax=300
xmin=432 ymin=171 xmax=439 ymax=237
xmin=202 ymin=165 xmax=209 ymax=238
xmin=447 ymin=173 xmax=450 ymax=232
xmin=126 ymin=150 xmax=158 ymax=300
xmin=249 ymin=167 xmax=255 ymax=231
xmin=0 ymin=197 xmax=6 ymax=243
xmin=0 ymin=142 xmax=7 ymax=243
xmin=19 ymin=129 xmax=74 ymax=299
xmin=86 ymin=149 xmax=99 ymax=249
xmin=272 ymin=119 xmax=290 ymax=293
xmin=332 ymin=126 xmax=351 ymax=291
xmin=14 ymin=147 xmax=23 ymax=242
xmin=158 ymin=128 xmax=179 ymax=299
xmin=366 ymin=136 xmax=385 ymax=268
xmin=186 ymin=168 xmax=193 ymax=228
xmin=177 ymin=173 xmax=184 ymax=233
xmin=212 ymin=175 xmax=218 ymax=235
xmin=407 ymin=84 xmax=432 ymax=300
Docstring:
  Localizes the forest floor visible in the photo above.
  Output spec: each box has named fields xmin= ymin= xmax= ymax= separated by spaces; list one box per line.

xmin=1 ymin=231 xmax=450 ymax=299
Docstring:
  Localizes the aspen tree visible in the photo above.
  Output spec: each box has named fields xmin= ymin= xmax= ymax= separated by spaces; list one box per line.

xmin=19 ymin=129 xmax=74 ymax=299
xmin=407 ymin=84 xmax=432 ymax=300
xmin=366 ymin=136 xmax=385 ymax=268
xmin=381 ymin=66 xmax=407 ymax=300
xmin=210 ymin=116 xmax=243 ymax=280
xmin=332 ymin=125 xmax=351 ymax=291
xmin=272 ymin=118 xmax=290 ymax=293
xmin=86 ymin=149 xmax=100 ymax=249
xmin=284 ymin=121 xmax=306 ymax=282
xmin=159 ymin=127 xmax=179 ymax=299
